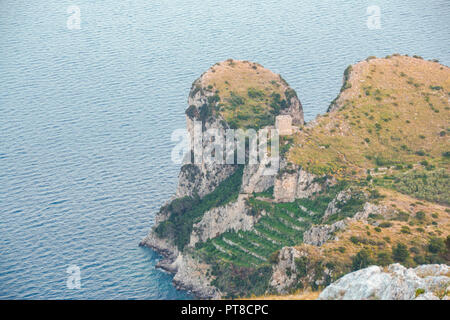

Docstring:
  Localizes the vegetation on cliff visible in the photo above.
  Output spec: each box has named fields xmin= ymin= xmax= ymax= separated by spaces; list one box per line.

xmin=196 ymin=59 xmax=300 ymax=130
xmin=155 ymin=165 xmax=244 ymax=249
xmin=148 ymin=55 xmax=449 ymax=299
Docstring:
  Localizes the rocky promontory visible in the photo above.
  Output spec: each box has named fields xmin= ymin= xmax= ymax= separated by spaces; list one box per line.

xmin=141 ymin=56 xmax=449 ymax=299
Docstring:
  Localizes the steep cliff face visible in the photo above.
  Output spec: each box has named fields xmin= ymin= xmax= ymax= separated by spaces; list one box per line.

xmin=175 ymin=82 xmax=236 ymax=199
xmin=142 ymin=55 xmax=450 ymax=299
xmin=189 ymin=194 xmax=256 ymax=247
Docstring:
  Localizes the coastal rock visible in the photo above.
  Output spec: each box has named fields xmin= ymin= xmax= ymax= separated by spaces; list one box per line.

xmin=176 ymin=162 xmax=236 ymax=199
xmin=175 ymin=114 xmax=237 ymax=199
xmin=281 ymin=91 xmax=304 ymax=127
xmin=140 ymin=234 xmax=221 ymax=299
xmin=318 ymin=264 xmax=450 ymax=300
xmin=139 ymin=232 xmax=179 ymax=260
xmin=172 ymin=254 xmax=222 ymax=299
xmin=175 ymin=74 xmax=241 ymax=199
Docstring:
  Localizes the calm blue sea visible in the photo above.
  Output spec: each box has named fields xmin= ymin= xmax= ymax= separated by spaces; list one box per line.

xmin=0 ymin=0 xmax=449 ymax=299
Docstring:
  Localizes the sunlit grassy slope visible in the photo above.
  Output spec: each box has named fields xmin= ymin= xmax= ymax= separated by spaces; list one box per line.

xmin=198 ymin=59 xmax=298 ymax=129
xmin=289 ymin=55 xmax=450 ymax=177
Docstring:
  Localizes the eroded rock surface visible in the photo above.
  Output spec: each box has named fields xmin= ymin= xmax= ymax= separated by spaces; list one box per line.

xmin=189 ymin=194 xmax=256 ymax=247
xmin=318 ymin=264 xmax=450 ymax=300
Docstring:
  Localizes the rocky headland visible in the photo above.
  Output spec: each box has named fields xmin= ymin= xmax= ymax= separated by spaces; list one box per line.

xmin=140 ymin=56 xmax=449 ymax=300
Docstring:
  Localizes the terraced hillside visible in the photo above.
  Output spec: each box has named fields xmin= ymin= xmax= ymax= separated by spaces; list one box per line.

xmin=196 ymin=197 xmax=316 ymax=268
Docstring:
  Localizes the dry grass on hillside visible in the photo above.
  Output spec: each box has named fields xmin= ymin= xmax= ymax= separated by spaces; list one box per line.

xmin=289 ymin=55 xmax=450 ymax=177
xmin=297 ymin=188 xmax=449 ymax=269
xmin=201 ymin=59 xmax=286 ymax=98
xmin=199 ymin=59 xmax=293 ymax=129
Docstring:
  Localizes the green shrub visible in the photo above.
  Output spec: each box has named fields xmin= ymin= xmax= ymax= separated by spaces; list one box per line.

xmin=185 ymin=105 xmax=198 ymax=118
xmin=413 ymin=255 xmax=426 ymax=264
xmin=392 ymin=243 xmax=410 ymax=263
xmin=401 ymin=226 xmax=411 ymax=234
xmin=379 ymin=222 xmax=392 ymax=228
xmin=393 ymin=211 xmax=410 ymax=221
xmin=415 ymin=211 xmax=426 ymax=220
xmin=428 ymin=237 xmax=446 ymax=254
xmin=415 ymin=150 xmax=426 ymax=156
xmin=377 ymin=251 xmax=393 ymax=266
xmin=155 ymin=166 xmax=244 ymax=249
xmin=415 ymin=288 xmax=425 ymax=297
xmin=211 ymin=263 xmax=272 ymax=299
xmin=269 ymin=250 xmax=279 ymax=264
xmin=351 ymin=249 xmax=375 ymax=271
xmin=294 ymin=257 xmax=308 ymax=278
xmin=350 ymin=236 xmax=360 ymax=244
xmin=410 ymin=247 xmax=420 ymax=254
xmin=247 ymin=87 xmax=265 ymax=100
xmin=376 ymin=168 xmax=449 ymax=205
xmin=338 ymin=247 xmax=346 ymax=253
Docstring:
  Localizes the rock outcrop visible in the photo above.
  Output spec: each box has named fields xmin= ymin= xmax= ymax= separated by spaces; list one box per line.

xmin=319 ymin=264 xmax=450 ymax=300
xmin=270 ymin=247 xmax=303 ymax=293
xmin=139 ymin=232 xmax=179 ymax=263
xmin=274 ymin=166 xmax=335 ymax=202
xmin=270 ymin=245 xmax=333 ymax=293
xmin=172 ymin=254 xmax=222 ymax=299
xmin=241 ymin=155 xmax=278 ymax=194
xmin=303 ymin=202 xmax=388 ymax=246
xmin=322 ymin=189 xmax=352 ymax=221
xmin=176 ymin=85 xmax=237 ymax=199
xmin=303 ymin=219 xmax=348 ymax=246
xmin=189 ymin=194 xmax=256 ymax=247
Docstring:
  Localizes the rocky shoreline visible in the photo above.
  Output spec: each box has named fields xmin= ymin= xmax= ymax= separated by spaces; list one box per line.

xmin=139 ymin=232 xmax=221 ymax=299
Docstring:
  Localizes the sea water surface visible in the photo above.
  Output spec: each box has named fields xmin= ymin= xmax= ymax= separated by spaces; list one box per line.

xmin=0 ymin=0 xmax=449 ymax=299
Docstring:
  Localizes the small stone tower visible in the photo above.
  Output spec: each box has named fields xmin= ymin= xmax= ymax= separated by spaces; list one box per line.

xmin=275 ymin=115 xmax=293 ymax=136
